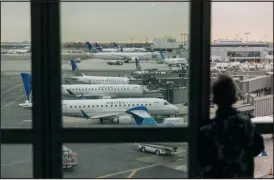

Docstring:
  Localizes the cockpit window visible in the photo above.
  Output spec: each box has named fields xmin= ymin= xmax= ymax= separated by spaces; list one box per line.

xmin=164 ymin=102 xmax=169 ymax=105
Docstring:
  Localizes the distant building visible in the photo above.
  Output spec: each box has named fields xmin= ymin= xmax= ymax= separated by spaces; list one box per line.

xmin=211 ymin=40 xmax=273 ymax=62
xmin=152 ymin=37 xmax=181 ymax=51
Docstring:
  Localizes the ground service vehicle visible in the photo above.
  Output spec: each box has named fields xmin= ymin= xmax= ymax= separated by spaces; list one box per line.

xmin=134 ymin=143 xmax=178 ymax=155
xmin=107 ymin=60 xmax=123 ymax=65
xmin=62 ymin=145 xmax=78 ymax=169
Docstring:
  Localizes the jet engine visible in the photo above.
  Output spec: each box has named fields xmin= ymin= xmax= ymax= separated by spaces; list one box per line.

xmin=112 ymin=115 xmax=134 ymax=124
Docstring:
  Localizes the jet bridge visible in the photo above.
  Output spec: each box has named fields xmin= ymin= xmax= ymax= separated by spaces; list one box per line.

xmin=239 ymin=75 xmax=272 ymax=94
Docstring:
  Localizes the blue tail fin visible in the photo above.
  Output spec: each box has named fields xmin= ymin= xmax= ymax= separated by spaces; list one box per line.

xmin=21 ymin=73 xmax=32 ymax=102
xmin=70 ymin=60 xmax=84 ymax=76
xmin=70 ymin=60 xmax=77 ymax=73
xmin=95 ymin=42 xmax=103 ymax=52
xmin=86 ymin=41 xmax=93 ymax=52
xmin=126 ymin=106 xmax=158 ymax=126
xmin=113 ymin=42 xmax=120 ymax=48
xmin=159 ymin=50 xmax=166 ymax=61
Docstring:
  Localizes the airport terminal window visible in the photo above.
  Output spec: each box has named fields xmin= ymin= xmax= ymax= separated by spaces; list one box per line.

xmin=0 ymin=1 xmax=217 ymax=179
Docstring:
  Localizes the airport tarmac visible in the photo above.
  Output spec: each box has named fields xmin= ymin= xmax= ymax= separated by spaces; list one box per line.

xmin=1 ymin=56 xmax=272 ymax=178
xmin=1 ymin=56 xmax=176 ymax=75
xmin=1 ymin=70 xmax=188 ymax=178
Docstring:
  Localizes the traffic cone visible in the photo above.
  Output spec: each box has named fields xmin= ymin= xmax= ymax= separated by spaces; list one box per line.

xmin=269 ymin=167 xmax=272 ymax=175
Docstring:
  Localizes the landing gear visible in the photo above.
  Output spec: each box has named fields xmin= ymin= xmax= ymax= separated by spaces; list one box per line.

xmin=99 ymin=118 xmax=104 ymax=124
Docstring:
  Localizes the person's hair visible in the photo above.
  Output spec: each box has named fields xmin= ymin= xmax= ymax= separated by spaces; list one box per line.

xmin=212 ymin=74 xmax=237 ymax=107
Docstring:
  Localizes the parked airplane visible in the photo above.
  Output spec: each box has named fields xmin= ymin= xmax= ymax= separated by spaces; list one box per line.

xmin=131 ymin=58 xmax=165 ymax=75
xmin=7 ymin=46 xmax=31 ymax=54
xmin=113 ymin=42 xmax=147 ymax=52
xmin=159 ymin=50 xmax=188 ymax=67
xmin=85 ymin=42 xmax=156 ymax=62
xmin=67 ymin=60 xmax=131 ymax=84
xmin=94 ymin=42 xmax=120 ymax=52
xmin=21 ymin=73 xmax=144 ymax=99
xmin=19 ymin=77 xmax=179 ymax=123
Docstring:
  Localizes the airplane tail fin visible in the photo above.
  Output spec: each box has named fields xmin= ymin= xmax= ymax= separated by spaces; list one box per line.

xmin=126 ymin=106 xmax=158 ymax=126
xmin=21 ymin=73 xmax=32 ymax=103
xmin=159 ymin=50 xmax=166 ymax=62
xmin=135 ymin=58 xmax=142 ymax=71
xmin=70 ymin=60 xmax=85 ymax=76
xmin=86 ymin=41 xmax=93 ymax=52
xmin=95 ymin=42 xmax=103 ymax=52
xmin=113 ymin=42 xmax=120 ymax=49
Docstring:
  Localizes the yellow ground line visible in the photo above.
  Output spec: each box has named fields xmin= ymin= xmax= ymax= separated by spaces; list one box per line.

xmin=127 ymin=169 xmax=137 ymax=179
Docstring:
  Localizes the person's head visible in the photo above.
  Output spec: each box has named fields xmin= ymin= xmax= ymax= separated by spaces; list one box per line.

xmin=212 ymin=74 xmax=237 ymax=107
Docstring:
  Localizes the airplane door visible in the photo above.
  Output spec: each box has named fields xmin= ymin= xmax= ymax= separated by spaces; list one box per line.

xmin=62 ymin=104 xmax=67 ymax=114
xmin=154 ymin=102 xmax=159 ymax=108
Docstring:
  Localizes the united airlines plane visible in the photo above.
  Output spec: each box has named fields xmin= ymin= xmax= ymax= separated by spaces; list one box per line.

xmin=21 ymin=73 xmax=145 ymax=99
xmin=19 ymin=76 xmax=179 ymax=123
xmin=68 ymin=60 xmax=131 ymax=84
xmin=86 ymin=42 xmax=155 ymax=61
xmin=159 ymin=50 xmax=188 ymax=67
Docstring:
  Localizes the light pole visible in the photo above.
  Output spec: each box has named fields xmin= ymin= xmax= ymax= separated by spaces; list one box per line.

xmin=235 ymin=33 xmax=240 ymax=40
xmin=130 ymin=38 xmax=132 ymax=51
xmin=245 ymin=32 xmax=250 ymax=41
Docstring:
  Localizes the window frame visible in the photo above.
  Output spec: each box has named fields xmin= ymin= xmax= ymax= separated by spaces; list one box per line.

xmin=1 ymin=0 xmax=271 ymax=179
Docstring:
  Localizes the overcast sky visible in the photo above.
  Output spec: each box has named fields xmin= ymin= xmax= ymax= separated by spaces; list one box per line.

xmin=1 ymin=2 xmax=273 ymax=42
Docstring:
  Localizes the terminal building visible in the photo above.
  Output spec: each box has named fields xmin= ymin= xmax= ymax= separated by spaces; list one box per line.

xmin=211 ymin=40 xmax=273 ymax=62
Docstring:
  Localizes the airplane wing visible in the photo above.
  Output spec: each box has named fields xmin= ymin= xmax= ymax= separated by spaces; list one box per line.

xmin=80 ymin=110 xmax=124 ymax=119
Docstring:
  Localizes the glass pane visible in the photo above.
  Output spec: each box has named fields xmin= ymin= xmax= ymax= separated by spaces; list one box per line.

xmin=61 ymin=2 xmax=189 ymax=128
xmin=63 ymin=143 xmax=188 ymax=178
xmin=209 ymin=2 xmax=273 ymax=178
xmin=1 ymin=2 xmax=32 ymax=129
xmin=1 ymin=144 xmax=33 ymax=178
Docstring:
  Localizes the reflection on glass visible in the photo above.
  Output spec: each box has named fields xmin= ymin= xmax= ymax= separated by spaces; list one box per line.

xmin=61 ymin=2 xmax=190 ymax=128
xmin=210 ymin=3 xmax=273 ymax=178
xmin=1 ymin=2 xmax=32 ymax=129
xmin=1 ymin=144 xmax=33 ymax=178
xmin=63 ymin=143 xmax=188 ymax=178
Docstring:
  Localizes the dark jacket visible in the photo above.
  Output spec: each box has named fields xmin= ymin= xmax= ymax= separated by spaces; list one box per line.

xmin=199 ymin=107 xmax=264 ymax=178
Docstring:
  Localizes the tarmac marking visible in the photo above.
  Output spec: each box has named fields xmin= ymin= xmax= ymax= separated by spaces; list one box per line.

xmin=22 ymin=120 xmax=32 ymax=122
xmin=127 ymin=169 xmax=137 ymax=179
xmin=1 ymin=95 xmax=24 ymax=110
xmin=96 ymin=163 xmax=161 ymax=178
xmin=80 ymin=144 xmax=122 ymax=152
xmin=1 ymin=84 xmax=21 ymax=96
xmin=1 ymin=160 xmax=29 ymax=167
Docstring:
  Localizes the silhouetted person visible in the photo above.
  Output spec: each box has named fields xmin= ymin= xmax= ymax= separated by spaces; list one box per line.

xmin=199 ymin=75 xmax=265 ymax=178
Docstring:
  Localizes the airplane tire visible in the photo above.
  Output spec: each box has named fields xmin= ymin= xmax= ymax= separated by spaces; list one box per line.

xmin=155 ymin=150 xmax=160 ymax=155
xmin=99 ymin=118 xmax=103 ymax=124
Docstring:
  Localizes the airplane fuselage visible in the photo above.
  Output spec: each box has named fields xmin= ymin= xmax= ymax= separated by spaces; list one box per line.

xmin=68 ymin=76 xmax=130 ymax=84
xmin=61 ymin=98 xmax=179 ymax=118
xmin=62 ymin=84 xmax=146 ymax=98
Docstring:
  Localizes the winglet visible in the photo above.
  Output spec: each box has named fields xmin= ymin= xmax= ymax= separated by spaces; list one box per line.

xmin=66 ymin=89 xmax=76 ymax=96
xmin=21 ymin=73 xmax=32 ymax=102
xmin=126 ymin=106 xmax=157 ymax=125
xmin=80 ymin=110 xmax=90 ymax=119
